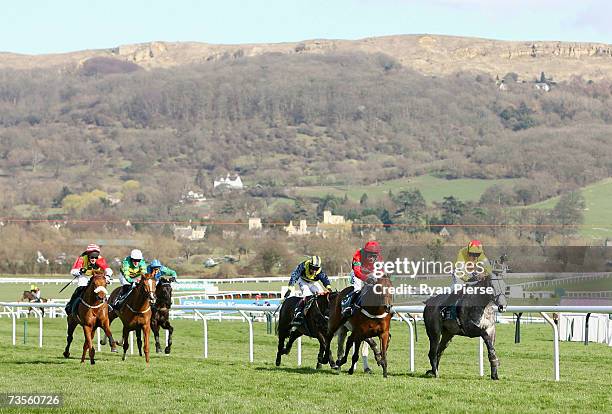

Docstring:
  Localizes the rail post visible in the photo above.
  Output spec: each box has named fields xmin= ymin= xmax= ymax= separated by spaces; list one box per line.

xmin=194 ymin=310 xmax=208 ymax=358
xmin=396 ymin=312 xmax=415 ymax=373
xmin=541 ymin=312 xmax=560 ymax=381
xmin=11 ymin=307 xmax=16 ymax=346
xmin=514 ymin=312 xmax=523 ymax=343
xmin=479 ymin=337 xmax=484 ymax=377
xmin=297 ymin=336 xmax=302 ymax=367
xmin=238 ymin=310 xmax=254 ymax=363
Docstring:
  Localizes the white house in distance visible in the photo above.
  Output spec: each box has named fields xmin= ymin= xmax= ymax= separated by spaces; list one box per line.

xmin=214 ymin=173 xmax=244 ymax=190
xmin=248 ymin=217 xmax=262 ymax=231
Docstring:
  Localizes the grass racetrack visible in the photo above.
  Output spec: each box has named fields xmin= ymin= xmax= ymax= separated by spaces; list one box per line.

xmin=0 ymin=317 xmax=610 ymax=413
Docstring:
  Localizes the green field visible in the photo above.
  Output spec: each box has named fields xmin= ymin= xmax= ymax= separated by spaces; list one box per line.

xmin=293 ymin=175 xmax=519 ymax=205
xmin=0 ymin=317 xmax=610 ymax=413
xmin=528 ymin=177 xmax=612 ymax=239
xmin=524 ymin=278 xmax=612 ymax=292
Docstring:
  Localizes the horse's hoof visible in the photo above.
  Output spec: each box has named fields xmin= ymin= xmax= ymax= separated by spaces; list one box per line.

xmin=364 ymin=367 xmax=373 ymax=374
xmin=91 ymin=360 xmax=95 ymax=365
xmin=491 ymin=375 xmax=499 ymax=380
xmin=425 ymin=370 xmax=437 ymax=378
xmin=155 ymin=348 xmax=161 ymax=354
xmin=316 ymin=363 xmax=322 ymax=370
xmin=164 ymin=347 xmax=171 ymax=354
xmin=110 ymin=347 xmax=118 ymax=353
xmin=275 ymin=361 xmax=281 ymax=367
xmin=347 ymin=369 xmax=354 ymax=375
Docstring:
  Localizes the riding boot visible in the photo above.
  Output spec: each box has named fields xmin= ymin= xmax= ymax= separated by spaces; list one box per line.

xmin=291 ymin=300 xmax=305 ymax=326
xmin=113 ymin=285 xmax=131 ymax=310
xmin=65 ymin=286 xmax=86 ymax=315
xmin=341 ymin=289 xmax=357 ymax=318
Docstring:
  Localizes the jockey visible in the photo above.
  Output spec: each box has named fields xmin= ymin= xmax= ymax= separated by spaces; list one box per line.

xmin=30 ymin=285 xmax=41 ymax=301
xmin=287 ymin=256 xmax=332 ymax=326
xmin=111 ymin=249 xmax=147 ymax=310
xmin=147 ymin=259 xmax=177 ymax=282
xmin=65 ymin=244 xmax=113 ymax=314
xmin=341 ymin=240 xmax=383 ymax=318
xmin=443 ymin=239 xmax=492 ymax=320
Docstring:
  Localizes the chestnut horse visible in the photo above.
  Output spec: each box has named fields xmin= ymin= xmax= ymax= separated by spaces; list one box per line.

xmin=108 ymin=273 xmax=157 ymax=363
xmin=63 ymin=270 xmax=117 ymax=364
xmin=324 ymin=275 xmax=393 ymax=377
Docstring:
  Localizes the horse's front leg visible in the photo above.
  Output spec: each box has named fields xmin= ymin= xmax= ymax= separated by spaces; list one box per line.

xmin=164 ymin=323 xmax=174 ymax=354
xmin=380 ymin=330 xmax=390 ymax=378
xmin=425 ymin=324 xmax=441 ymax=377
xmin=135 ymin=328 xmax=143 ymax=357
xmin=339 ymin=333 xmax=354 ymax=368
xmin=101 ymin=317 xmax=117 ymax=353
xmin=283 ymin=330 xmax=300 ymax=355
xmin=315 ymin=331 xmax=327 ymax=369
xmin=348 ymin=339 xmax=361 ymax=375
xmin=482 ymin=330 xmax=500 ymax=380
xmin=143 ymin=323 xmax=151 ymax=364
xmin=81 ymin=325 xmax=93 ymax=364
xmin=276 ymin=332 xmax=288 ymax=366
xmin=122 ymin=326 xmax=130 ymax=361
xmin=151 ymin=318 xmax=161 ymax=354
xmin=63 ymin=318 xmax=77 ymax=359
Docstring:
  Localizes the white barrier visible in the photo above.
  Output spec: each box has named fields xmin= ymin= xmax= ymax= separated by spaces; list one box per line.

xmin=1 ymin=302 xmax=611 ymax=381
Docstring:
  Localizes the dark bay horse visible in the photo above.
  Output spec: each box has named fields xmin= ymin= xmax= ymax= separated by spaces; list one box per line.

xmin=108 ymin=273 xmax=157 ymax=363
xmin=63 ymin=270 xmax=117 ymax=364
xmin=276 ymin=292 xmax=335 ymax=369
xmin=151 ymin=277 xmax=174 ymax=354
xmin=21 ymin=291 xmax=48 ymax=316
xmin=324 ymin=276 xmax=393 ymax=377
xmin=423 ymin=262 xmax=508 ymax=380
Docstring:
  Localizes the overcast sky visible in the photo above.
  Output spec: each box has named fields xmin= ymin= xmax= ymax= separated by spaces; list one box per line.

xmin=2 ymin=0 xmax=611 ymax=54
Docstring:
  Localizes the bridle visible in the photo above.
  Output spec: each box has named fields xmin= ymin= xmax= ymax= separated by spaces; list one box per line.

xmin=125 ymin=277 xmax=155 ymax=314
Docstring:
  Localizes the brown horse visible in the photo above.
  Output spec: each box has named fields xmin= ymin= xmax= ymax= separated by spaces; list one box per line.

xmin=324 ymin=276 xmax=393 ymax=377
xmin=63 ymin=270 xmax=117 ymax=364
xmin=150 ymin=276 xmax=174 ymax=354
xmin=108 ymin=273 xmax=157 ymax=363
xmin=21 ymin=291 xmax=48 ymax=316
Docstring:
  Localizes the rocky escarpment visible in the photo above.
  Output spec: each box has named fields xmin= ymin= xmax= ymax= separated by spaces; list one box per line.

xmin=2 ymin=35 xmax=611 ymax=81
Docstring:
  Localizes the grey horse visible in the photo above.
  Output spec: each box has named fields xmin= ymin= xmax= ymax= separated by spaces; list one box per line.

xmin=423 ymin=258 xmax=508 ymax=380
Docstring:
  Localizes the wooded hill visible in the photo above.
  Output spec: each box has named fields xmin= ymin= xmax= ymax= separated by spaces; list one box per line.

xmin=1 ymin=39 xmax=611 ymax=221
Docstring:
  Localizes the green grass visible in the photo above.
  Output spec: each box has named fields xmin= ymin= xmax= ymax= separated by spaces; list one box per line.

xmin=523 ymin=278 xmax=612 ymax=292
xmin=293 ymin=174 xmax=519 ymax=205
xmin=0 ymin=318 xmax=610 ymax=413
xmin=527 ymin=177 xmax=612 ymax=239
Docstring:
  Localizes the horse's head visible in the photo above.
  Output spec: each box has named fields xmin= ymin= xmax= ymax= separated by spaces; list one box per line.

xmin=490 ymin=257 xmax=509 ymax=312
xmin=156 ymin=277 xmax=173 ymax=304
xmin=362 ymin=274 xmax=393 ymax=308
xmin=140 ymin=273 xmax=157 ymax=305
xmin=488 ymin=275 xmax=507 ymax=312
xmin=91 ymin=270 xmax=109 ymax=301
xmin=314 ymin=291 xmax=333 ymax=314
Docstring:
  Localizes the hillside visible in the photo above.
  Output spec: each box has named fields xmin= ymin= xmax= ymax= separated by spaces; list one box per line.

xmin=527 ymin=178 xmax=612 ymax=239
xmin=2 ymin=34 xmax=612 ymax=81
xmin=1 ymin=35 xmax=611 ymax=228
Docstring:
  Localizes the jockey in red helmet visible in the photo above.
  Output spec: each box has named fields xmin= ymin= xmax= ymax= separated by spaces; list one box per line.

xmin=65 ymin=243 xmax=112 ymax=315
xmin=341 ymin=241 xmax=383 ymax=318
